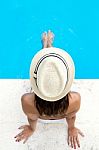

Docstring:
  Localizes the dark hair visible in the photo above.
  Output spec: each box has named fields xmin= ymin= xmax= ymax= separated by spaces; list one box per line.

xmin=34 ymin=93 xmax=70 ymax=116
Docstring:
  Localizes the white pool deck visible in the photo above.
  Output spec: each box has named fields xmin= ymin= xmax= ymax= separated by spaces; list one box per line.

xmin=0 ymin=79 xmax=99 ymax=150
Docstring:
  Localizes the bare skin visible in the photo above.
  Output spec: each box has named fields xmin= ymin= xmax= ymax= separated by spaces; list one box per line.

xmin=14 ymin=31 xmax=84 ymax=149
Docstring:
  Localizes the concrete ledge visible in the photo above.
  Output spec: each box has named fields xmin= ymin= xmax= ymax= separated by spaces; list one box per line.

xmin=0 ymin=79 xmax=99 ymax=150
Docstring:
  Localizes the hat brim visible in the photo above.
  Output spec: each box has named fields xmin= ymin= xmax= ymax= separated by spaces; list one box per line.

xmin=30 ymin=47 xmax=75 ymax=101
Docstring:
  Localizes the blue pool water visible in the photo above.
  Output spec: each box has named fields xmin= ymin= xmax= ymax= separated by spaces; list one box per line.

xmin=0 ymin=0 xmax=99 ymax=78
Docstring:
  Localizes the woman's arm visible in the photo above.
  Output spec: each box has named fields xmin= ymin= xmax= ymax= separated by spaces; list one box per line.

xmin=14 ymin=93 xmax=38 ymax=143
xmin=65 ymin=93 xmax=84 ymax=149
xmin=66 ymin=113 xmax=76 ymax=129
xmin=66 ymin=92 xmax=81 ymax=128
xmin=66 ymin=113 xmax=84 ymax=149
xmin=27 ymin=117 xmax=38 ymax=131
xmin=21 ymin=93 xmax=39 ymax=131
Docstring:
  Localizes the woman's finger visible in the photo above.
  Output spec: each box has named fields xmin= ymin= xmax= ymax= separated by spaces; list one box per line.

xmin=23 ymin=137 xmax=29 ymax=144
xmin=76 ymin=136 xmax=80 ymax=148
xmin=70 ymin=137 xmax=73 ymax=148
xmin=14 ymin=131 xmax=24 ymax=138
xmin=73 ymin=137 xmax=77 ymax=149
xmin=15 ymin=131 xmax=24 ymax=141
xmin=19 ymin=134 xmax=26 ymax=142
xmin=78 ymin=129 xmax=85 ymax=137
xmin=67 ymin=136 xmax=70 ymax=145
xmin=18 ymin=125 xmax=27 ymax=129
xmin=16 ymin=134 xmax=25 ymax=142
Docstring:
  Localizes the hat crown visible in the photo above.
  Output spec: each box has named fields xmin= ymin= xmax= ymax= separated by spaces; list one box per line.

xmin=30 ymin=47 xmax=75 ymax=101
xmin=37 ymin=57 xmax=68 ymax=98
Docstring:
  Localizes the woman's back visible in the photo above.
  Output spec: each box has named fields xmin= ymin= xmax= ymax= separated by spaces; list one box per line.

xmin=21 ymin=91 xmax=80 ymax=120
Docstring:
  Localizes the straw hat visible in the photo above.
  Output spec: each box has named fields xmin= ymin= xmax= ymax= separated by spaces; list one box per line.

xmin=30 ymin=47 xmax=75 ymax=101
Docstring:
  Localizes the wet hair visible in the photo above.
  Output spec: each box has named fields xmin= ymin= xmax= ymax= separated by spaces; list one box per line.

xmin=34 ymin=93 xmax=70 ymax=116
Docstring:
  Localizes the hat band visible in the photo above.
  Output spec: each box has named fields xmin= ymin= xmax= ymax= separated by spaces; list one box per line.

xmin=33 ymin=53 xmax=69 ymax=79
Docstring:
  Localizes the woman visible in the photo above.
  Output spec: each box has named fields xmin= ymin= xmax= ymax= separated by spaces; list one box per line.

xmin=14 ymin=30 xmax=84 ymax=149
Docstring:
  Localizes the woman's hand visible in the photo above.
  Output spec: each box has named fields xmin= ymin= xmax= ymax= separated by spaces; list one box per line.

xmin=67 ymin=127 xmax=84 ymax=149
xmin=14 ymin=125 xmax=34 ymax=144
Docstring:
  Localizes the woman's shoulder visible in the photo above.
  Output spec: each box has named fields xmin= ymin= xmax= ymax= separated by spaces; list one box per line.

xmin=21 ymin=92 xmax=35 ymax=102
xmin=66 ymin=91 xmax=81 ymax=114
xmin=21 ymin=92 xmax=36 ymax=110
xmin=68 ymin=91 xmax=81 ymax=103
